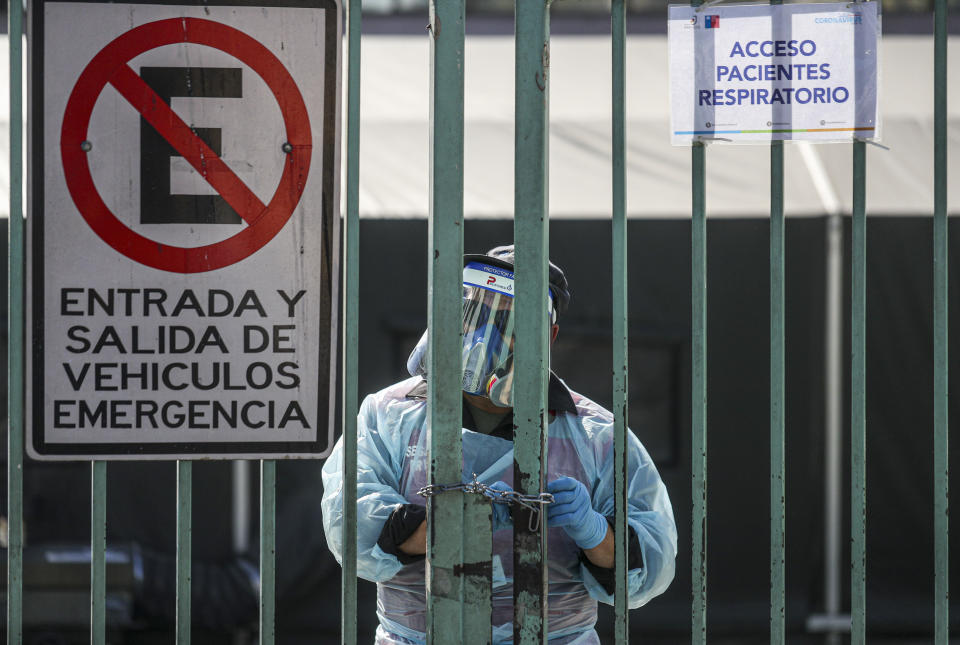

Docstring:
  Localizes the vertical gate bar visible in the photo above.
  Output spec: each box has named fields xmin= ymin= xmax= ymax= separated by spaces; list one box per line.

xmin=611 ymin=0 xmax=629 ymax=641
xmin=514 ymin=0 xmax=551 ymax=643
xmin=824 ymin=210 xmax=844 ymax=645
xmin=769 ymin=140 xmax=785 ymax=645
xmin=232 ymin=461 xmax=251 ymax=555
xmin=689 ymin=5 xmax=707 ymax=645
xmin=176 ymin=460 xmax=192 ymax=645
xmin=7 ymin=0 xmax=24 ymax=640
xmin=462 ymin=495 xmax=493 ymax=645
xmin=260 ymin=460 xmax=276 ymax=645
xmin=932 ymin=0 xmax=949 ymax=640
xmin=691 ymin=139 xmax=707 ymax=645
xmin=340 ymin=0 xmax=361 ymax=642
xmin=850 ymin=140 xmax=867 ymax=645
xmin=767 ymin=7 xmax=786 ymax=642
xmin=91 ymin=461 xmax=107 ymax=645
xmin=425 ymin=0 xmax=466 ymax=640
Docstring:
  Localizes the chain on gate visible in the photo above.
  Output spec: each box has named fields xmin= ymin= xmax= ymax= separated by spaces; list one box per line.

xmin=417 ymin=474 xmax=555 ymax=531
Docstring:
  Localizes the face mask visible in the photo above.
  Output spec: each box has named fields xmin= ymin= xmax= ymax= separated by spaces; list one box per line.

xmin=484 ymin=353 xmax=514 ymax=407
xmin=461 ymin=320 xmax=511 ymax=397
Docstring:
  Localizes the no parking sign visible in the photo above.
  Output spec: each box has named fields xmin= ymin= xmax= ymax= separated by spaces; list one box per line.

xmin=28 ymin=0 xmax=342 ymax=459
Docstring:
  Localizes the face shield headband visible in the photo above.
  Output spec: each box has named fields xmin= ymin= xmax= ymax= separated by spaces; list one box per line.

xmin=406 ymin=262 xmax=557 ymax=407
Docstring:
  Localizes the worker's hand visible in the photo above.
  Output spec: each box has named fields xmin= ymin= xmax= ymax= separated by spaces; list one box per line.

xmin=545 ymin=476 xmax=608 ymax=550
xmin=486 ymin=480 xmax=514 ymax=531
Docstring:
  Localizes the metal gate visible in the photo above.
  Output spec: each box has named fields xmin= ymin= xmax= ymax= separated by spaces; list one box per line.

xmin=5 ymin=0 xmax=952 ymax=643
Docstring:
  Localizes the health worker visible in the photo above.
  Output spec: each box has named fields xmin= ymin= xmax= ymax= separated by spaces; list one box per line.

xmin=321 ymin=245 xmax=677 ymax=644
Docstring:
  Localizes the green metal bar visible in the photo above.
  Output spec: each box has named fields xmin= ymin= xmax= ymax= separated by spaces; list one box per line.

xmin=850 ymin=140 xmax=866 ymax=645
xmin=691 ymin=139 xmax=707 ymax=645
xmin=176 ymin=460 xmax=192 ymax=645
xmin=933 ymin=0 xmax=949 ymax=640
xmin=340 ymin=0 xmax=361 ymax=643
xmin=611 ymin=0 xmax=629 ymax=642
xmin=260 ymin=460 xmax=276 ymax=645
xmin=514 ymin=1 xmax=551 ymax=643
xmin=7 ymin=0 xmax=24 ymax=641
xmin=767 ymin=9 xmax=786 ymax=645
xmin=462 ymin=496 xmax=493 ymax=645
xmin=425 ymin=0 xmax=466 ymax=640
xmin=689 ymin=3 xmax=707 ymax=643
xmin=91 ymin=461 xmax=107 ymax=644
xmin=769 ymin=140 xmax=785 ymax=645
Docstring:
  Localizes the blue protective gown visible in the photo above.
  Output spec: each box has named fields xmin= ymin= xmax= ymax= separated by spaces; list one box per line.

xmin=321 ymin=376 xmax=677 ymax=645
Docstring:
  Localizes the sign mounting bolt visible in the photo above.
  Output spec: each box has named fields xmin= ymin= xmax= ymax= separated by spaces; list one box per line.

xmin=282 ymin=142 xmax=293 ymax=153
xmin=80 ymin=140 xmax=92 ymax=152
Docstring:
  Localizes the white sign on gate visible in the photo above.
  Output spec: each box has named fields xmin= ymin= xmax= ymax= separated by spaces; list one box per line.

xmin=668 ymin=1 xmax=880 ymax=145
xmin=28 ymin=0 xmax=341 ymax=459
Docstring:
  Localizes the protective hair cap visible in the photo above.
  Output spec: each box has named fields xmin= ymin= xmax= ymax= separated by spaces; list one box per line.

xmin=462 ymin=244 xmax=571 ymax=317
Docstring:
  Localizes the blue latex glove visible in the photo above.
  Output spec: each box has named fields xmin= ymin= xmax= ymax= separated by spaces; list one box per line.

xmin=486 ymin=481 xmax=513 ymax=532
xmin=545 ymin=476 xmax=608 ymax=550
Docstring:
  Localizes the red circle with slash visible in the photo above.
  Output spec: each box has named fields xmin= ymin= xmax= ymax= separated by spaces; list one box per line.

xmin=61 ymin=18 xmax=312 ymax=273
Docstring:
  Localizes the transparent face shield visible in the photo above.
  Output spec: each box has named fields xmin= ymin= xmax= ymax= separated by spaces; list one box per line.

xmin=406 ymin=262 xmax=555 ymax=407
xmin=460 ymin=284 xmax=515 ymax=405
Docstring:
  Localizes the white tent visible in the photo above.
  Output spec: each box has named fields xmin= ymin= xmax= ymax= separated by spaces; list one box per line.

xmin=2 ymin=33 xmax=958 ymax=218
xmin=357 ymin=34 xmax=960 ymax=218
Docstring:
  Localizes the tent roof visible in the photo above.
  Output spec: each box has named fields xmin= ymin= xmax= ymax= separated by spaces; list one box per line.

xmin=2 ymin=34 xmax=957 ymax=218
xmin=357 ymin=34 xmax=960 ymax=218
